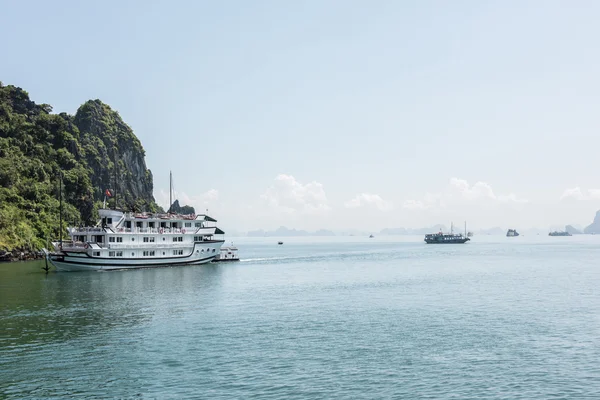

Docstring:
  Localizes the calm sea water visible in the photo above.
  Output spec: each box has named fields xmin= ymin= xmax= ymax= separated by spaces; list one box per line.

xmin=1 ymin=235 xmax=600 ymax=399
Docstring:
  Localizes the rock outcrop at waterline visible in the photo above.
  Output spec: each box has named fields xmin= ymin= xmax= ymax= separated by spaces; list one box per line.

xmin=0 ymin=81 xmax=160 ymax=252
xmin=168 ymin=199 xmax=195 ymax=215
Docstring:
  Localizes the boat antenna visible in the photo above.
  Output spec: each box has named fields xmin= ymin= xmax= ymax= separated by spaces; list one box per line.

xmin=464 ymin=221 xmax=466 ymax=237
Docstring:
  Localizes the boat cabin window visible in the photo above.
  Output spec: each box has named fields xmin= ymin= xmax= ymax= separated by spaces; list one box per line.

xmin=109 ymin=237 xmax=115 ymax=243
xmin=195 ymin=222 xmax=202 ymax=227
xmin=148 ymin=222 xmax=155 ymax=228
xmin=109 ymin=251 xmax=115 ymax=257
xmin=172 ymin=237 xmax=183 ymax=242
xmin=107 ymin=218 xmax=112 ymax=224
xmin=95 ymin=236 xmax=104 ymax=243
xmin=143 ymin=237 xmax=155 ymax=243
xmin=160 ymin=222 xmax=167 ymax=228
xmin=125 ymin=221 xmax=132 ymax=229
xmin=136 ymin=221 xmax=143 ymax=228
xmin=172 ymin=222 xmax=179 ymax=229
xmin=116 ymin=251 xmax=123 ymax=257
xmin=185 ymin=222 xmax=191 ymax=228
xmin=93 ymin=252 xmax=100 ymax=256
xmin=116 ymin=237 xmax=123 ymax=243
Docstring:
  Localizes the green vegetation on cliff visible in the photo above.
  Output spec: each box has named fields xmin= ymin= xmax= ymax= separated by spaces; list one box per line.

xmin=0 ymin=82 xmax=160 ymax=252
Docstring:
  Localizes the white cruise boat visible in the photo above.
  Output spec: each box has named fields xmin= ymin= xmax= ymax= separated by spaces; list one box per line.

xmin=45 ymin=208 xmax=225 ymax=271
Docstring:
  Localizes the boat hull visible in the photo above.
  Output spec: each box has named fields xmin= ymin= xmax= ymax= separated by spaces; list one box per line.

xmin=46 ymin=241 xmax=224 ymax=272
xmin=424 ymin=238 xmax=470 ymax=244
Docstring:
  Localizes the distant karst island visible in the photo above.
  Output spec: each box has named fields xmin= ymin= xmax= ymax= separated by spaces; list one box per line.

xmin=244 ymin=217 xmax=600 ymax=237
xmin=584 ymin=211 xmax=600 ymax=234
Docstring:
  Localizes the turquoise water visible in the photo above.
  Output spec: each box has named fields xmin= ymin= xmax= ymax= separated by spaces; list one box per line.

xmin=1 ymin=235 xmax=600 ymax=399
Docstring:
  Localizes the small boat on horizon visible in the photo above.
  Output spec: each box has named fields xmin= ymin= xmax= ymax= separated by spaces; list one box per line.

xmin=424 ymin=222 xmax=470 ymax=244
xmin=549 ymin=231 xmax=572 ymax=237
xmin=278 ymin=241 xmax=283 ymax=245
xmin=506 ymin=229 xmax=520 ymax=237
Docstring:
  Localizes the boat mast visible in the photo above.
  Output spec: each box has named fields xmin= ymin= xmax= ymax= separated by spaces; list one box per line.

xmin=464 ymin=221 xmax=467 ymax=237
xmin=59 ymin=172 xmax=63 ymax=249
xmin=169 ymin=170 xmax=172 ymax=213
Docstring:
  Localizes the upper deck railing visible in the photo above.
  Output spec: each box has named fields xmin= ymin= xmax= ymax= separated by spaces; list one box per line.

xmin=71 ymin=227 xmax=193 ymax=234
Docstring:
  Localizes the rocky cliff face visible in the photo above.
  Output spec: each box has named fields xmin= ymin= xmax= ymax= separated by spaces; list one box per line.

xmin=74 ymin=100 xmax=156 ymax=211
xmin=584 ymin=211 xmax=600 ymax=234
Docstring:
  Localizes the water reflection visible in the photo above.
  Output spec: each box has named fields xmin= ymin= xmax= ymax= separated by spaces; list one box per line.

xmin=0 ymin=262 xmax=225 ymax=348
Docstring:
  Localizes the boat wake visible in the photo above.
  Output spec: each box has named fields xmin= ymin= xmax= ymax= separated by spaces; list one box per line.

xmin=240 ymin=250 xmax=398 ymax=265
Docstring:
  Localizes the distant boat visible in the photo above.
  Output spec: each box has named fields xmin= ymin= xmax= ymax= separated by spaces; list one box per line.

xmin=278 ymin=241 xmax=283 ymax=245
xmin=424 ymin=222 xmax=470 ymax=244
xmin=369 ymin=234 xmax=374 ymax=238
xmin=549 ymin=231 xmax=572 ymax=237
xmin=506 ymin=229 xmax=520 ymax=237
xmin=467 ymin=231 xmax=474 ymax=237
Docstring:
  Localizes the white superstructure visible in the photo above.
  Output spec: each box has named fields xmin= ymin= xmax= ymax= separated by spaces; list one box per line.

xmin=46 ymin=209 xmax=225 ymax=271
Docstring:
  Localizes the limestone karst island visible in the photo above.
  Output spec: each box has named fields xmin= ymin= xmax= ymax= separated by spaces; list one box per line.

xmin=0 ymin=82 xmax=160 ymax=260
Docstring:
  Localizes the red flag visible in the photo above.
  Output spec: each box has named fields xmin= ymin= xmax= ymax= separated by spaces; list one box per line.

xmin=105 ymin=189 xmax=114 ymax=197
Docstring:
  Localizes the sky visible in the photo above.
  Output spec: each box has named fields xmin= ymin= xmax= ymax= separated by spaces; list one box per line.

xmin=2 ymin=0 xmax=600 ymax=232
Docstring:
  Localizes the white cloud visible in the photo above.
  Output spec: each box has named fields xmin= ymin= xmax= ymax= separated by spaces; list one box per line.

xmin=180 ymin=189 xmax=219 ymax=210
xmin=261 ymin=174 xmax=330 ymax=214
xmin=345 ymin=193 xmax=393 ymax=211
xmin=497 ymin=193 xmax=529 ymax=204
xmin=156 ymin=189 xmax=170 ymax=209
xmin=404 ymin=177 xmax=528 ymax=210
xmin=450 ymin=178 xmax=496 ymax=201
xmin=561 ymin=187 xmax=600 ymax=201
xmin=402 ymin=199 xmax=429 ymax=210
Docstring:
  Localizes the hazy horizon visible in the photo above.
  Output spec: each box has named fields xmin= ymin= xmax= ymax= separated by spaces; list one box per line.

xmin=2 ymin=1 xmax=600 ymax=231
xmin=225 ymin=220 xmax=594 ymax=236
